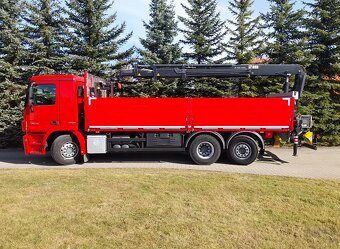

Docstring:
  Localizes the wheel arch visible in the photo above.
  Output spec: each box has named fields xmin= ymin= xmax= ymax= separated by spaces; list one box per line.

xmin=45 ymin=130 xmax=86 ymax=155
xmin=185 ymin=132 xmax=226 ymax=149
xmin=226 ymin=132 xmax=265 ymax=153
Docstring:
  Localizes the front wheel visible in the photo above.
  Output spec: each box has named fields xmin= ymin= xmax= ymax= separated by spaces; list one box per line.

xmin=51 ymin=135 xmax=81 ymax=165
xmin=228 ymin=135 xmax=259 ymax=165
xmin=189 ymin=135 xmax=221 ymax=165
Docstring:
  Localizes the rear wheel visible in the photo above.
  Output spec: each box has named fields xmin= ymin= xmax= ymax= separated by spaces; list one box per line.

xmin=189 ymin=135 xmax=221 ymax=165
xmin=228 ymin=135 xmax=258 ymax=165
xmin=51 ymin=135 xmax=81 ymax=165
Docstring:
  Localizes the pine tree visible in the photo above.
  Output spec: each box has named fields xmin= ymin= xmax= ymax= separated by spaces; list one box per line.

xmin=300 ymin=77 xmax=340 ymax=145
xmin=0 ymin=80 xmax=26 ymax=148
xmin=179 ymin=0 xmax=226 ymax=64
xmin=301 ymin=1 xmax=340 ymax=145
xmin=22 ymin=0 xmax=67 ymax=75
xmin=225 ymin=0 xmax=264 ymax=64
xmin=139 ymin=0 xmax=182 ymax=64
xmin=64 ymin=0 xmax=133 ymax=76
xmin=0 ymin=0 xmax=26 ymax=148
xmin=0 ymin=0 xmax=25 ymax=82
xmin=305 ymin=0 xmax=340 ymax=77
xmin=262 ymin=0 xmax=308 ymax=64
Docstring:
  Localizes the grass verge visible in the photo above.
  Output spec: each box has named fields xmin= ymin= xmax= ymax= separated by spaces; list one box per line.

xmin=0 ymin=169 xmax=339 ymax=249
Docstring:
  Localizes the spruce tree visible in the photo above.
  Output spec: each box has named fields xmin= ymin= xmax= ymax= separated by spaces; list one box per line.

xmin=305 ymin=0 xmax=340 ymax=77
xmin=179 ymin=0 xmax=226 ymax=64
xmin=0 ymin=80 xmax=26 ymax=148
xmin=301 ymin=0 xmax=340 ymax=145
xmin=64 ymin=0 xmax=133 ymax=76
xmin=0 ymin=0 xmax=26 ymax=148
xmin=139 ymin=0 xmax=182 ymax=64
xmin=262 ymin=0 xmax=308 ymax=64
xmin=0 ymin=0 xmax=25 ymax=82
xmin=300 ymin=77 xmax=340 ymax=145
xmin=22 ymin=0 xmax=67 ymax=75
xmin=225 ymin=0 xmax=264 ymax=64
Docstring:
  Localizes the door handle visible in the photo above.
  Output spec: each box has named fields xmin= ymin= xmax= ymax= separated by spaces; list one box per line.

xmin=51 ymin=121 xmax=59 ymax=125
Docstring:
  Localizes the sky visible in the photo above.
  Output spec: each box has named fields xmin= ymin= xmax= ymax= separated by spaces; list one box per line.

xmin=112 ymin=0 xmax=311 ymax=52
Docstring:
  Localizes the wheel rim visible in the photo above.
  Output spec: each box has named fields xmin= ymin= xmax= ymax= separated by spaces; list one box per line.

xmin=234 ymin=142 xmax=252 ymax=160
xmin=60 ymin=142 xmax=79 ymax=159
xmin=197 ymin=142 xmax=215 ymax=159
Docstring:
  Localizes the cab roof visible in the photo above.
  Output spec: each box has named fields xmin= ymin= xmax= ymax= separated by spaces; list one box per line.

xmin=31 ymin=74 xmax=84 ymax=82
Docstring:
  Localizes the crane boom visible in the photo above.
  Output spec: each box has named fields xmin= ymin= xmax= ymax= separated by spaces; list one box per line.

xmin=119 ymin=64 xmax=306 ymax=97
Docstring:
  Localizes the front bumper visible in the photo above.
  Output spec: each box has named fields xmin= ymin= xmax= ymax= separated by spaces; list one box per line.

xmin=23 ymin=134 xmax=46 ymax=155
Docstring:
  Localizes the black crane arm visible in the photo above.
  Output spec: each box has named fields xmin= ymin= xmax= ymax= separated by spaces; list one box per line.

xmin=119 ymin=64 xmax=306 ymax=97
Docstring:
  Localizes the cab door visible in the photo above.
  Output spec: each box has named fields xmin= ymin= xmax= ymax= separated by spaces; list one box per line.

xmin=28 ymin=82 xmax=60 ymax=132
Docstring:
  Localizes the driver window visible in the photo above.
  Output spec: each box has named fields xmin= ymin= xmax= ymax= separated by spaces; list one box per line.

xmin=33 ymin=84 xmax=56 ymax=106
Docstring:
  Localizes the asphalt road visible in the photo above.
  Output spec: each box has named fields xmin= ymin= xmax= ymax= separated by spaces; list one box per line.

xmin=0 ymin=147 xmax=339 ymax=180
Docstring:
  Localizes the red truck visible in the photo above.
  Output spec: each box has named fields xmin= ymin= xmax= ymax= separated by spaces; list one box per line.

xmin=22 ymin=64 xmax=312 ymax=165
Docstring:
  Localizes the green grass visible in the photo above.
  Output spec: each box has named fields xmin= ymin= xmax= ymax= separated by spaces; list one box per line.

xmin=0 ymin=169 xmax=339 ymax=249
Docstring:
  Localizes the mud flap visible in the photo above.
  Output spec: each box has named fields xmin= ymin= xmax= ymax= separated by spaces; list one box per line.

xmin=83 ymin=154 xmax=89 ymax=163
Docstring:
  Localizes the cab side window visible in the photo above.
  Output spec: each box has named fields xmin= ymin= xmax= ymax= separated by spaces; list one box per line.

xmin=33 ymin=84 xmax=56 ymax=106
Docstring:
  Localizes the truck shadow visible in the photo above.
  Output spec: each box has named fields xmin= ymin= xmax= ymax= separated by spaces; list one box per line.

xmin=257 ymin=151 xmax=289 ymax=164
xmin=0 ymin=149 xmax=288 ymax=167
xmin=0 ymin=149 xmax=195 ymax=166
xmin=0 ymin=149 xmax=56 ymax=166
xmin=88 ymin=152 xmax=195 ymax=165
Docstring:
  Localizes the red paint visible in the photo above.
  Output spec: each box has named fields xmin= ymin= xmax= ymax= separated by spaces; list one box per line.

xmin=83 ymin=97 xmax=294 ymax=132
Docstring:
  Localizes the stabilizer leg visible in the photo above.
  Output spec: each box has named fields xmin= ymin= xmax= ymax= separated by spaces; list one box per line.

xmin=293 ymin=135 xmax=299 ymax=156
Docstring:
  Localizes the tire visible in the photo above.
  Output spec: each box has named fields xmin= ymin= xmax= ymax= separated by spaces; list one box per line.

xmin=189 ymin=135 xmax=221 ymax=165
xmin=51 ymin=135 xmax=81 ymax=165
xmin=228 ymin=135 xmax=259 ymax=165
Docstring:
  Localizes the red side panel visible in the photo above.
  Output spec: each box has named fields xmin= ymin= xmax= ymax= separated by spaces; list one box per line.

xmin=85 ymin=97 xmax=295 ymax=132
xmin=191 ymin=98 xmax=294 ymax=131
xmin=85 ymin=98 xmax=188 ymax=131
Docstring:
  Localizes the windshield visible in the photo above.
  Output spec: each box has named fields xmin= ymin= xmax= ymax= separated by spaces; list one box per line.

xmin=31 ymin=84 xmax=56 ymax=106
xmin=25 ymin=83 xmax=57 ymax=107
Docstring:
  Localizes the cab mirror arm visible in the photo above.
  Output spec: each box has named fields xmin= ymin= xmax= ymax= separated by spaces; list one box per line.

xmin=29 ymin=99 xmax=34 ymax=112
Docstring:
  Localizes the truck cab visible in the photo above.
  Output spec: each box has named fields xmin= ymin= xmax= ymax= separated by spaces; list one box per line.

xmin=23 ymin=75 xmax=86 ymax=157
